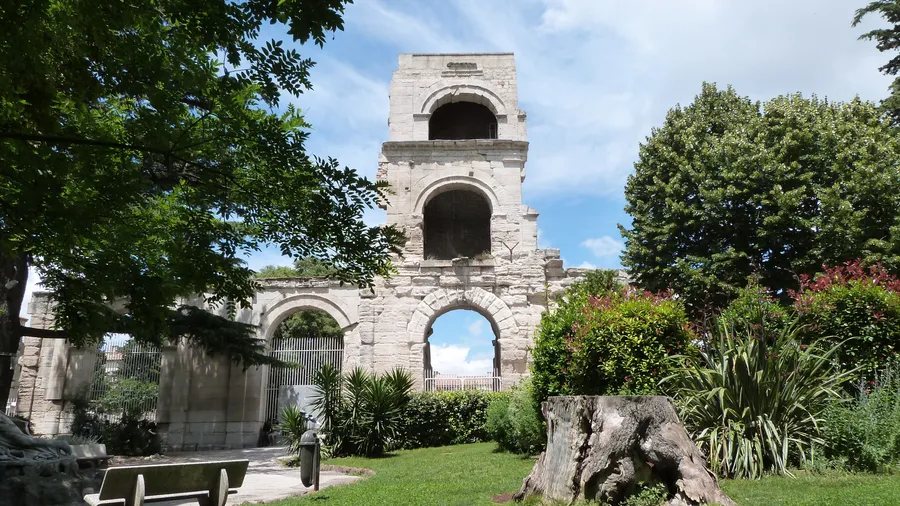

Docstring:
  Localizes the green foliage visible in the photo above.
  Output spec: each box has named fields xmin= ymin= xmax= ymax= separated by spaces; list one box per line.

xmin=395 ymin=390 xmax=506 ymax=449
xmin=620 ymin=83 xmax=900 ymax=318
xmin=96 ymin=339 xmax=161 ymax=418
xmin=70 ymin=396 xmax=159 ymax=456
xmin=820 ymin=362 xmax=900 ymax=473
xmin=619 ymin=483 xmax=668 ymax=506
xmin=855 ymin=1 xmax=900 ymax=125
xmin=100 ymin=414 xmax=161 ymax=457
xmin=720 ymin=282 xmax=793 ymax=337
xmin=531 ymin=280 xmax=694 ymax=404
xmin=793 ymin=261 xmax=900 ymax=379
xmin=274 ymin=310 xmax=343 ymax=341
xmin=310 ymin=366 xmax=414 ymax=457
xmin=278 ymin=405 xmax=309 ymax=456
xmin=485 ymin=378 xmax=545 ymax=455
xmin=665 ymin=317 xmax=853 ymax=479
xmin=257 ymin=257 xmax=338 ymax=279
xmin=0 ymin=0 xmax=405 ymax=404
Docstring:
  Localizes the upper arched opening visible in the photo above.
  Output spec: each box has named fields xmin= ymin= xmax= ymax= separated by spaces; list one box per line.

xmin=424 ymin=189 xmax=491 ymax=260
xmin=429 ymin=102 xmax=498 ymax=140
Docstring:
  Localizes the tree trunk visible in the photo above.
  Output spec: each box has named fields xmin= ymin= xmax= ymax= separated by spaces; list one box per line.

xmin=0 ymin=251 xmax=27 ymax=411
xmin=515 ymin=396 xmax=736 ymax=506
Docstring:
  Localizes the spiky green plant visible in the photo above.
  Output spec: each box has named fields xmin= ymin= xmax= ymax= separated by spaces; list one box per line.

xmin=664 ymin=317 xmax=853 ymax=479
xmin=310 ymin=362 xmax=343 ymax=432
xmin=310 ymin=365 xmax=414 ymax=457
xmin=278 ymin=405 xmax=308 ymax=455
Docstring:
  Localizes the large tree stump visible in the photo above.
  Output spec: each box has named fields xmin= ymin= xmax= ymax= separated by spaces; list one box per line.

xmin=515 ymin=396 xmax=736 ymax=506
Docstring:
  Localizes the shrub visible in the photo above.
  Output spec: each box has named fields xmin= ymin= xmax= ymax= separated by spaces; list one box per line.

xmin=821 ymin=362 xmax=900 ymax=473
xmin=100 ymin=414 xmax=161 ymax=456
xmin=395 ymin=390 xmax=504 ymax=449
xmin=719 ymin=282 xmax=793 ymax=338
xmin=531 ymin=279 xmax=695 ymax=404
xmin=311 ymin=365 xmax=413 ymax=457
xmin=665 ymin=316 xmax=852 ymax=479
xmin=486 ymin=378 xmax=545 ymax=454
xmin=793 ymin=260 xmax=900 ymax=379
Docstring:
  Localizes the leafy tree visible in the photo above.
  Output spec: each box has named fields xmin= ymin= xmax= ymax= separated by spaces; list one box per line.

xmin=620 ymin=83 xmax=900 ymax=319
xmin=0 ymin=0 xmax=405 ymax=408
xmin=257 ymin=257 xmax=336 ymax=279
xmin=855 ymin=0 xmax=900 ymax=124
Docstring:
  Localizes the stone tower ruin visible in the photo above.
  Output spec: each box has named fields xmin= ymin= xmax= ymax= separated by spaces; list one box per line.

xmin=15 ymin=53 xmax=594 ymax=450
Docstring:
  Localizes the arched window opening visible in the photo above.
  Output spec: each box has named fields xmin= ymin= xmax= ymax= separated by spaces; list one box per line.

xmin=424 ymin=309 xmax=500 ymax=392
xmin=265 ymin=309 xmax=344 ymax=425
xmin=429 ymin=102 xmax=498 ymax=140
xmin=424 ymin=189 xmax=491 ymax=260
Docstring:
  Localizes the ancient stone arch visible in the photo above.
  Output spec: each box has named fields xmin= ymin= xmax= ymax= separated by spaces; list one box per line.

xmin=413 ymin=176 xmax=500 ymax=215
xmin=18 ymin=53 xmax=595 ymax=450
xmin=259 ymin=292 xmax=355 ymax=341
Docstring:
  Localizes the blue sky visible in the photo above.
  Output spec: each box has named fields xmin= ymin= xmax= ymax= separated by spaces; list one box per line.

xmin=19 ymin=0 xmax=897 ymax=375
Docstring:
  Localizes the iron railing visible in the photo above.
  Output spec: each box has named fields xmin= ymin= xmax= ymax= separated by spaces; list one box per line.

xmin=423 ymin=369 xmax=502 ymax=392
xmin=264 ymin=335 xmax=343 ymax=423
xmin=87 ymin=334 xmax=161 ymax=422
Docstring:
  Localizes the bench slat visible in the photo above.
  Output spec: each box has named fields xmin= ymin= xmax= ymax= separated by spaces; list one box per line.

xmin=85 ymin=489 xmax=238 ymax=506
xmin=96 ymin=460 xmax=249 ymax=500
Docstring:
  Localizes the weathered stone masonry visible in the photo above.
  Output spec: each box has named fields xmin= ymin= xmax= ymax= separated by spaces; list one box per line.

xmin=15 ymin=53 xmax=610 ymax=450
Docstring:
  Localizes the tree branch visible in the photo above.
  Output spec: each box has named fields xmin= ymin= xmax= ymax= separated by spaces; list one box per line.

xmin=16 ymin=326 xmax=69 ymax=339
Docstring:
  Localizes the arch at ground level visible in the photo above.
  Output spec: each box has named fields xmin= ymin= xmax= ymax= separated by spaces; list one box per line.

xmin=258 ymin=293 xmax=356 ymax=342
xmin=407 ymin=287 xmax=524 ymax=388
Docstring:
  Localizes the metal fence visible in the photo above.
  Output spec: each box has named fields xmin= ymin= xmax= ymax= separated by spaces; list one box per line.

xmin=264 ymin=335 xmax=343 ymax=424
xmin=423 ymin=369 xmax=502 ymax=392
xmin=87 ymin=334 xmax=162 ymax=422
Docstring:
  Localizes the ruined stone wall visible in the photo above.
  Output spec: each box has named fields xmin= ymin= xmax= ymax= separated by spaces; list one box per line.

xmin=16 ymin=52 xmax=615 ymax=448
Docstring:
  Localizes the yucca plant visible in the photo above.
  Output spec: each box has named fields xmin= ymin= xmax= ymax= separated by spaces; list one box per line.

xmin=310 ymin=363 xmax=344 ymax=432
xmin=278 ymin=405 xmax=308 ymax=455
xmin=664 ymin=316 xmax=853 ymax=479
xmin=310 ymin=365 xmax=414 ymax=457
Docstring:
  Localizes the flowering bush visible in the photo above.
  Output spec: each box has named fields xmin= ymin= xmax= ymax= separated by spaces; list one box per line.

xmin=792 ymin=260 xmax=900 ymax=378
xmin=530 ymin=276 xmax=695 ymax=403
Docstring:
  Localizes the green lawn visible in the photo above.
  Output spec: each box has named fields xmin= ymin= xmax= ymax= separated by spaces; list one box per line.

xmin=267 ymin=443 xmax=900 ymax=506
xmin=722 ymin=472 xmax=900 ymax=506
xmin=268 ymin=443 xmax=534 ymax=506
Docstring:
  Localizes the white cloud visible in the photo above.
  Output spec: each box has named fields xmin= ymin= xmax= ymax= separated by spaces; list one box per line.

xmin=466 ymin=318 xmax=484 ymax=337
xmin=430 ymin=344 xmax=495 ymax=376
xmin=576 ymin=261 xmax=597 ymax=269
xmin=323 ymin=0 xmax=892 ymax=199
xmin=581 ymin=236 xmax=624 ymax=257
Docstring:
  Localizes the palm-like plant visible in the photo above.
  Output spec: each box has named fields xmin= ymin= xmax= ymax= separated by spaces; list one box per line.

xmin=664 ymin=317 xmax=853 ymax=479
xmin=310 ymin=365 xmax=414 ymax=457
xmin=278 ymin=405 xmax=308 ymax=455
xmin=310 ymin=363 xmax=344 ymax=432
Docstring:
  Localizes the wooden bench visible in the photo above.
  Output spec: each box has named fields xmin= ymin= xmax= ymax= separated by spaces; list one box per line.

xmin=84 ymin=459 xmax=249 ymax=506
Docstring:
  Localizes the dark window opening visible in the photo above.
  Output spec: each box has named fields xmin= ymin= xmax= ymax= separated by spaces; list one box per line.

xmin=424 ymin=190 xmax=491 ymax=260
xmin=429 ymin=102 xmax=498 ymax=140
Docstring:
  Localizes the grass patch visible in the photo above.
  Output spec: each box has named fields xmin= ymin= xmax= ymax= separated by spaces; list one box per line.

xmin=267 ymin=442 xmax=535 ymax=506
xmin=267 ymin=443 xmax=900 ymax=506
xmin=722 ymin=471 xmax=900 ymax=506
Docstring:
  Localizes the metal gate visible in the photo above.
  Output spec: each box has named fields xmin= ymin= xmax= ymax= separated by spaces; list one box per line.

xmin=264 ymin=334 xmax=343 ymax=423
xmin=88 ymin=334 xmax=161 ymax=421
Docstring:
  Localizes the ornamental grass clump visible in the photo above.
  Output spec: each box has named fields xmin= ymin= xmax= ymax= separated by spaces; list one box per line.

xmin=665 ymin=317 xmax=853 ymax=479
